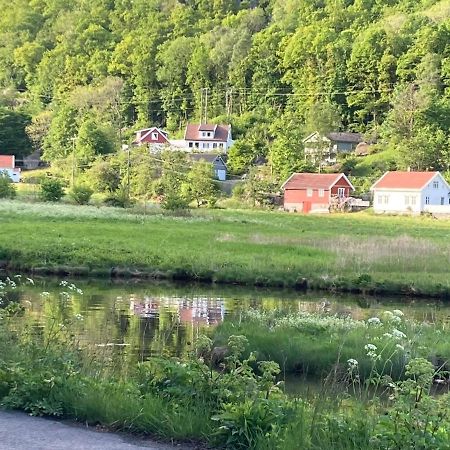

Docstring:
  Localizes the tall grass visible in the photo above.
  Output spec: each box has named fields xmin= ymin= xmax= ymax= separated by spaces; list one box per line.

xmin=2 ymin=200 xmax=450 ymax=295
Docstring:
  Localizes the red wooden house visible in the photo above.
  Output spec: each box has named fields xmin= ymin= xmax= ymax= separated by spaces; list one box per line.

xmin=282 ymin=173 xmax=354 ymax=213
xmin=133 ymin=127 xmax=169 ymax=146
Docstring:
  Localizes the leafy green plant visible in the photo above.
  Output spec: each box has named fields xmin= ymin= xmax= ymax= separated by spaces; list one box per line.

xmin=69 ymin=184 xmax=93 ymax=205
xmin=0 ymin=173 xmax=16 ymax=198
xmin=39 ymin=178 xmax=65 ymax=202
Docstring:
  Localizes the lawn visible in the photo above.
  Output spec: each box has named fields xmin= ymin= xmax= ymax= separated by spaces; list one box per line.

xmin=1 ymin=199 xmax=450 ymax=295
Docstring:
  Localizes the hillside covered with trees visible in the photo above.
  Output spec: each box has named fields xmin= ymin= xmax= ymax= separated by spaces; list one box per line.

xmin=1 ymin=0 xmax=450 ymax=184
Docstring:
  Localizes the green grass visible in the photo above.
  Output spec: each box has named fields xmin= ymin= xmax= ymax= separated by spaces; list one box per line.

xmin=2 ymin=199 xmax=450 ymax=295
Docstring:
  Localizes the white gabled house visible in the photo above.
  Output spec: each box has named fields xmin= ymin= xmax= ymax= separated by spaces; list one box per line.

xmin=370 ymin=171 xmax=450 ymax=214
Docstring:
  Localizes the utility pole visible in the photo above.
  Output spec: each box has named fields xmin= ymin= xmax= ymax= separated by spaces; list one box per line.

xmin=70 ymin=137 xmax=76 ymax=187
xmin=200 ymin=87 xmax=209 ymax=124
xmin=226 ymin=88 xmax=233 ymax=119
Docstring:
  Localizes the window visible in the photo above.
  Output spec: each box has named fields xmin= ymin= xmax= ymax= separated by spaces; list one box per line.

xmin=377 ymin=195 xmax=382 ymax=204
xmin=384 ymin=195 xmax=389 ymax=204
xmin=441 ymin=197 xmax=445 ymax=205
xmin=219 ymin=143 xmax=224 ymax=148
xmin=433 ymin=181 xmax=439 ymax=189
xmin=202 ymin=132 xmax=206 ymax=137
xmin=425 ymin=196 xmax=430 ymax=205
xmin=411 ymin=196 xmax=416 ymax=205
xmin=213 ymin=143 xmax=217 ymax=148
xmin=151 ymin=132 xmax=158 ymax=140
xmin=405 ymin=196 xmax=409 ymax=206
xmin=318 ymin=189 xmax=325 ymax=197
xmin=194 ymin=142 xmax=199 ymax=148
xmin=188 ymin=142 xmax=193 ymax=148
xmin=306 ymin=188 xmax=313 ymax=197
xmin=207 ymin=132 xmax=211 ymax=137
xmin=337 ymin=187 xmax=345 ymax=197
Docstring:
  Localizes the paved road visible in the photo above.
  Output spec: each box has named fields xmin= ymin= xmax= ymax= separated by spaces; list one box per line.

xmin=0 ymin=411 xmax=197 ymax=450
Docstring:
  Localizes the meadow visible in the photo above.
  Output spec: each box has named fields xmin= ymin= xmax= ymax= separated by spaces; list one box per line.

xmin=1 ymin=200 xmax=450 ymax=296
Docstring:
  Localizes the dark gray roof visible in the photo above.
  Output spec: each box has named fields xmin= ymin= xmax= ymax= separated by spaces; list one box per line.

xmin=189 ymin=153 xmax=226 ymax=166
xmin=326 ymin=132 xmax=363 ymax=143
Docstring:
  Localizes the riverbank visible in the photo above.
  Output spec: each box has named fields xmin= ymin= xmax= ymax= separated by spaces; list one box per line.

xmin=1 ymin=200 xmax=450 ymax=297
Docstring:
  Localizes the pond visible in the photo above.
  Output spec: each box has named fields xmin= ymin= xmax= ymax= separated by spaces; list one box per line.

xmin=5 ymin=276 xmax=450 ymax=365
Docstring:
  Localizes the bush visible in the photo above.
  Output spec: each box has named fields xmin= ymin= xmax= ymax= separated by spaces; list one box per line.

xmin=0 ymin=173 xmax=16 ymax=199
xmin=69 ymin=184 xmax=93 ymax=205
xmin=39 ymin=178 xmax=65 ymax=202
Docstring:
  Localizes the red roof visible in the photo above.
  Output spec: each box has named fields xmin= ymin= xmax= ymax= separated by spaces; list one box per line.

xmin=184 ymin=123 xmax=230 ymax=142
xmin=371 ymin=171 xmax=439 ymax=190
xmin=0 ymin=155 xmax=14 ymax=169
xmin=282 ymin=173 xmax=353 ymax=190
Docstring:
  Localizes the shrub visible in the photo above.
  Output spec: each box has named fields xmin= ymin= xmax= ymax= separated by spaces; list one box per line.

xmin=69 ymin=184 xmax=93 ymax=205
xmin=0 ymin=173 xmax=16 ymax=199
xmin=39 ymin=178 xmax=65 ymax=202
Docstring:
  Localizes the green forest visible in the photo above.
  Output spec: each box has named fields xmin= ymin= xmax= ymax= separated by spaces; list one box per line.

xmin=1 ymin=0 xmax=450 ymax=184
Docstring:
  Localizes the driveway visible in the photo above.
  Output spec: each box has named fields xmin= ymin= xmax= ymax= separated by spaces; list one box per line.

xmin=0 ymin=410 xmax=200 ymax=450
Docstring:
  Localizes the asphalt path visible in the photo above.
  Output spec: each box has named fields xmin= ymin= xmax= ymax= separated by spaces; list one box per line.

xmin=0 ymin=410 xmax=199 ymax=450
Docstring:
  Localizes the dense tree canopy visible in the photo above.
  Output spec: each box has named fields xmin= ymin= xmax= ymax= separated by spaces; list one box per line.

xmin=1 ymin=0 xmax=450 ymax=177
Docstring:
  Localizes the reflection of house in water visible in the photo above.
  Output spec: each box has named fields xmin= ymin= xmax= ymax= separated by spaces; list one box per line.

xmin=130 ymin=296 xmax=225 ymax=326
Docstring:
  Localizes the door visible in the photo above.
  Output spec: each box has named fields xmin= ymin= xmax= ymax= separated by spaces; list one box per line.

xmin=303 ymin=201 xmax=311 ymax=213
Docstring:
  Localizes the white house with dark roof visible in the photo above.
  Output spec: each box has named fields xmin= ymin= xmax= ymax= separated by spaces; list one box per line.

xmin=176 ymin=123 xmax=233 ymax=152
xmin=303 ymin=131 xmax=363 ymax=164
xmin=370 ymin=171 xmax=450 ymax=214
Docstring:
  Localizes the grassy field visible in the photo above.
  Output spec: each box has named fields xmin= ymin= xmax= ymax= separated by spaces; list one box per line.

xmin=1 ymin=199 xmax=450 ymax=296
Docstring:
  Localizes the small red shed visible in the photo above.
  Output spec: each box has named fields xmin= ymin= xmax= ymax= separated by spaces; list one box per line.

xmin=282 ymin=173 xmax=354 ymax=213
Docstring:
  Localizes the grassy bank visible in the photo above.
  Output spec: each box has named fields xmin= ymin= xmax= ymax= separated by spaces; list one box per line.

xmin=213 ymin=308 xmax=450 ymax=379
xmin=1 ymin=200 xmax=450 ymax=296
xmin=1 ymin=290 xmax=450 ymax=450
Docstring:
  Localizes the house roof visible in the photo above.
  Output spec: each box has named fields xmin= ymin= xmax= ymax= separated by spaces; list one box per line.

xmin=281 ymin=173 xmax=354 ymax=191
xmin=184 ymin=123 xmax=231 ymax=142
xmin=133 ymin=127 xmax=169 ymax=144
xmin=326 ymin=132 xmax=363 ymax=143
xmin=0 ymin=155 xmax=14 ymax=168
xmin=190 ymin=153 xmax=226 ymax=166
xmin=370 ymin=171 xmax=442 ymax=191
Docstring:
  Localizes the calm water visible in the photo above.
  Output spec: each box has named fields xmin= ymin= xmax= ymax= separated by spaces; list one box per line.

xmin=5 ymin=277 xmax=450 ymax=362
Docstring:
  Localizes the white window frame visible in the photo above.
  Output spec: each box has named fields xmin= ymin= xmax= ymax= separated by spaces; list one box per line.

xmin=405 ymin=196 xmax=409 ymax=206
xmin=377 ymin=195 xmax=382 ymax=204
xmin=411 ymin=196 xmax=416 ymax=205
xmin=318 ymin=189 xmax=325 ymax=197
xmin=441 ymin=197 xmax=445 ymax=205
xmin=425 ymin=196 xmax=430 ymax=205
xmin=384 ymin=195 xmax=389 ymax=205
xmin=151 ymin=132 xmax=158 ymax=140
xmin=433 ymin=181 xmax=439 ymax=189
xmin=306 ymin=188 xmax=313 ymax=197
xmin=337 ymin=187 xmax=345 ymax=197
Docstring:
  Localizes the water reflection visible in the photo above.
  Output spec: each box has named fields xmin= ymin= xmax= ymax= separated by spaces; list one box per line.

xmin=8 ymin=278 xmax=450 ymax=361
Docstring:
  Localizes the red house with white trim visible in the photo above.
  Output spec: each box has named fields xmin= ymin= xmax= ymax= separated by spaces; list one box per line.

xmin=282 ymin=173 xmax=354 ymax=213
xmin=0 ymin=155 xmax=21 ymax=183
xmin=133 ymin=127 xmax=169 ymax=147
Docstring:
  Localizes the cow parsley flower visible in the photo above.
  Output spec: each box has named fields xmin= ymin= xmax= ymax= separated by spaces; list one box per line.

xmin=364 ymin=344 xmax=378 ymax=352
xmin=392 ymin=309 xmax=404 ymax=317
xmin=367 ymin=317 xmax=381 ymax=326
xmin=392 ymin=329 xmax=406 ymax=339
xmin=347 ymin=358 xmax=359 ymax=369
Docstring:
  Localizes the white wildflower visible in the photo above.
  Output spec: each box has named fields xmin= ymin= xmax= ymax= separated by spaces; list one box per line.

xmin=391 ymin=329 xmax=406 ymax=339
xmin=392 ymin=309 xmax=404 ymax=317
xmin=347 ymin=358 xmax=359 ymax=369
xmin=367 ymin=317 xmax=381 ymax=326
xmin=383 ymin=332 xmax=393 ymax=339
xmin=395 ymin=344 xmax=404 ymax=351
xmin=74 ymin=314 xmax=84 ymax=321
xmin=364 ymin=344 xmax=378 ymax=352
xmin=26 ymin=278 xmax=34 ymax=285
